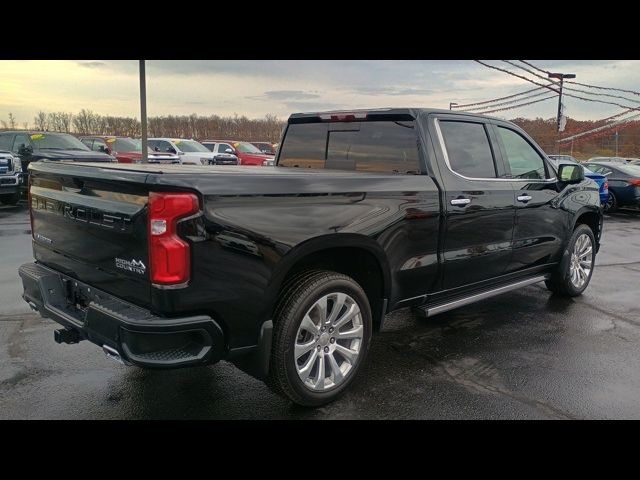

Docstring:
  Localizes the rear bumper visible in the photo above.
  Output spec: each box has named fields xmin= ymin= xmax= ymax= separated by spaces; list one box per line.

xmin=19 ymin=262 xmax=225 ymax=369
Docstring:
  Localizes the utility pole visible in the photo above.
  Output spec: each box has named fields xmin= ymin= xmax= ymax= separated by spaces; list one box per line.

xmin=615 ymin=130 xmax=619 ymax=156
xmin=449 ymin=102 xmax=458 ymax=110
xmin=139 ymin=60 xmax=148 ymax=164
xmin=548 ymin=72 xmax=576 ymax=133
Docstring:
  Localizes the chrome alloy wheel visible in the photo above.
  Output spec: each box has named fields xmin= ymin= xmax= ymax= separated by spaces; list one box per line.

xmin=294 ymin=292 xmax=363 ymax=391
xmin=569 ymin=233 xmax=593 ymax=289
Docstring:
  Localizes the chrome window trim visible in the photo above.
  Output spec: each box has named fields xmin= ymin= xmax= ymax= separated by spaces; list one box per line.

xmin=433 ymin=118 xmax=556 ymax=183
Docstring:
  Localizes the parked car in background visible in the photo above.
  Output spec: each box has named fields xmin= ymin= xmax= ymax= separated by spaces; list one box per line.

xmin=249 ymin=141 xmax=277 ymax=155
xmin=588 ymin=156 xmax=628 ymax=163
xmin=583 ymin=161 xmax=640 ymax=212
xmin=148 ymin=138 xmax=219 ymax=165
xmin=201 ymin=140 xmax=275 ymax=166
xmin=624 ymin=158 xmax=640 ymax=165
xmin=80 ymin=136 xmax=181 ymax=164
xmin=0 ymin=131 xmax=115 ymax=194
xmin=0 ymin=150 xmax=22 ymax=205
xmin=548 ymin=155 xmax=609 ymax=205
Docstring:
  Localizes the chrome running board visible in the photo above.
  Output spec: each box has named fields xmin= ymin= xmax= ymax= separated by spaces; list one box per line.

xmin=417 ymin=275 xmax=549 ymax=318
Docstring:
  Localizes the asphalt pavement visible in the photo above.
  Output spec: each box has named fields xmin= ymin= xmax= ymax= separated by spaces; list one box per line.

xmin=1 ymin=200 xmax=639 ymax=419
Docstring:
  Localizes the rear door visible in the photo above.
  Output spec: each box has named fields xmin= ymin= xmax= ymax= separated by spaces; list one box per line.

xmin=431 ymin=115 xmax=516 ymax=290
xmin=492 ymin=123 xmax=567 ymax=272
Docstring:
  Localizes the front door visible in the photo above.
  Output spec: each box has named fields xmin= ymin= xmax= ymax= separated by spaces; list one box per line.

xmin=492 ymin=123 xmax=567 ymax=272
xmin=432 ymin=116 xmax=516 ymax=291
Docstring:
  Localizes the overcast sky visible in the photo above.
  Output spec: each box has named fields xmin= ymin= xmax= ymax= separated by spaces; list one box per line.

xmin=1 ymin=60 xmax=638 ymax=124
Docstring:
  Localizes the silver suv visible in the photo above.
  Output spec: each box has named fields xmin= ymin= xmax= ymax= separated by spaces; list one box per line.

xmin=0 ymin=151 xmax=22 ymax=205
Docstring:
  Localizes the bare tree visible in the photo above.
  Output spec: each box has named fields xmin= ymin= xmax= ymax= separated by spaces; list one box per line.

xmin=8 ymin=113 xmax=17 ymax=129
xmin=34 ymin=111 xmax=49 ymax=131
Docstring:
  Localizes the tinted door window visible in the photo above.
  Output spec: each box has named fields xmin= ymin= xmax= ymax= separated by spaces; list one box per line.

xmin=217 ymin=143 xmax=233 ymax=153
xmin=12 ymin=134 xmax=31 ymax=153
xmin=81 ymin=138 xmax=94 ymax=149
xmin=497 ymin=127 xmax=548 ymax=180
xmin=92 ymin=139 xmax=107 ymax=152
xmin=0 ymin=134 xmax=13 ymax=151
xmin=438 ymin=121 xmax=497 ymax=178
xmin=149 ymin=140 xmax=172 ymax=152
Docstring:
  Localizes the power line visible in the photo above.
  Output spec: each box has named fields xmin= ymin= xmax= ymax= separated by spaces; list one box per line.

xmin=466 ymin=95 xmax=557 ymax=115
xmin=474 ymin=60 xmax=559 ymax=93
xmin=519 ymin=60 xmax=550 ymax=75
xmin=451 ymin=86 xmax=546 ymax=109
xmin=558 ymin=114 xmax=640 ymax=143
xmin=520 ymin=60 xmax=640 ymax=97
xmin=475 ymin=60 xmax=640 ymax=113
xmin=458 ymin=89 xmax=553 ymax=112
xmin=506 ymin=61 xmax=640 ymax=105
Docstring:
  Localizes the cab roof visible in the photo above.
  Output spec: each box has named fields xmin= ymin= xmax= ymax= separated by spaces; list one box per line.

xmin=288 ymin=107 xmax=501 ymax=123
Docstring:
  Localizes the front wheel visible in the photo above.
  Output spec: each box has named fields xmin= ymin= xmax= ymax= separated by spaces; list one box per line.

xmin=545 ymin=224 xmax=596 ymax=297
xmin=604 ymin=191 xmax=618 ymax=213
xmin=270 ymin=271 xmax=372 ymax=407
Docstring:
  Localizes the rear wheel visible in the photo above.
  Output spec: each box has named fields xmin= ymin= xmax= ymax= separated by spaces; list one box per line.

xmin=604 ymin=191 xmax=618 ymax=213
xmin=270 ymin=271 xmax=372 ymax=406
xmin=0 ymin=192 xmax=20 ymax=205
xmin=545 ymin=224 xmax=596 ymax=297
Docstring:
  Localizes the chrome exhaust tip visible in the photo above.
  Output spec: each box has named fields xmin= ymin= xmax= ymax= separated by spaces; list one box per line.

xmin=102 ymin=345 xmax=125 ymax=365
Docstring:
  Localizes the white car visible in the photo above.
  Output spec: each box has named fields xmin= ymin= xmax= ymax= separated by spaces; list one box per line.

xmin=147 ymin=138 xmax=219 ymax=166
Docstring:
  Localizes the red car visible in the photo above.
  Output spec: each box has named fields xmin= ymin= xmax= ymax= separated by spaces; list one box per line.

xmin=80 ymin=136 xmax=180 ymax=164
xmin=201 ymin=140 xmax=275 ymax=166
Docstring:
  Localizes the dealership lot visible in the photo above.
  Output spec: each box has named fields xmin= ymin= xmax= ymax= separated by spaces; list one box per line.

xmin=1 ymin=201 xmax=639 ymax=419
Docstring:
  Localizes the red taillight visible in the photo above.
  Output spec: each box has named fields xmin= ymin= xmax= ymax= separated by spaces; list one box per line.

xmin=630 ymin=178 xmax=640 ymax=187
xmin=148 ymin=192 xmax=199 ymax=286
xmin=319 ymin=112 xmax=367 ymax=122
xmin=603 ymin=180 xmax=609 ymax=191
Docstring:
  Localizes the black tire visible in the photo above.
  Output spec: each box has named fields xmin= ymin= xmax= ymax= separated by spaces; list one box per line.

xmin=0 ymin=192 xmax=20 ymax=205
xmin=604 ymin=191 xmax=618 ymax=213
xmin=269 ymin=270 xmax=372 ymax=407
xmin=545 ymin=224 xmax=596 ymax=297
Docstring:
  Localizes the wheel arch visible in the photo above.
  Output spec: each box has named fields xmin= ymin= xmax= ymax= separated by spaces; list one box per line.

xmin=572 ymin=206 xmax=603 ymax=251
xmin=268 ymin=233 xmax=392 ymax=326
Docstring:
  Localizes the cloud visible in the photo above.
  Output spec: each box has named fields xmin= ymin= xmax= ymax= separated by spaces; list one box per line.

xmin=352 ymin=86 xmax=433 ymax=96
xmin=258 ymin=90 xmax=321 ymax=101
xmin=77 ymin=61 xmax=106 ymax=69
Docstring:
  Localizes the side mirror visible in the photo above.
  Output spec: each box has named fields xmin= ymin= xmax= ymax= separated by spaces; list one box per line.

xmin=154 ymin=146 xmax=160 ymax=152
xmin=18 ymin=144 xmax=33 ymax=156
xmin=225 ymin=148 xmax=234 ymax=154
xmin=168 ymin=147 xmax=177 ymax=154
xmin=99 ymin=146 xmax=111 ymax=154
xmin=558 ymin=164 xmax=585 ymax=184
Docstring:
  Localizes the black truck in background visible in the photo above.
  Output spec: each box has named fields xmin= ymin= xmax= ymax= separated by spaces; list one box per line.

xmin=19 ymin=108 xmax=603 ymax=406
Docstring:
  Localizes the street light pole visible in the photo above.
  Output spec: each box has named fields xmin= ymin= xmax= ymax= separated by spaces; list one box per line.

xmin=548 ymin=72 xmax=576 ymax=133
xmin=139 ymin=60 xmax=148 ymax=164
xmin=615 ymin=130 xmax=619 ymax=156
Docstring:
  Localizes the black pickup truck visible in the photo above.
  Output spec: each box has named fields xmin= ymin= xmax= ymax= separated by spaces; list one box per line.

xmin=19 ymin=108 xmax=603 ymax=406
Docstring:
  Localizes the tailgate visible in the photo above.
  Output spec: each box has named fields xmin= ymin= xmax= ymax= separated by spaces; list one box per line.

xmin=29 ymin=162 xmax=154 ymax=308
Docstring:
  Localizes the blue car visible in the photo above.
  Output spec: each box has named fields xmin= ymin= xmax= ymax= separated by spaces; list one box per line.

xmin=583 ymin=161 xmax=640 ymax=213
xmin=548 ymin=155 xmax=609 ymax=205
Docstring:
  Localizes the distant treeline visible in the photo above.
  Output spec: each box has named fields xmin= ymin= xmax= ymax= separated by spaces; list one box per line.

xmin=2 ymin=110 xmax=640 ymax=157
xmin=1 ymin=110 xmax=286 ymax=142
xmin=511 ymin=117 xmax=640 ymax=160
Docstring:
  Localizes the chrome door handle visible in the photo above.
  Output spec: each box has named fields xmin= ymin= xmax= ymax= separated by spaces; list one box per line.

xmin=450 ymin=198 xmax=471 ymax=206
xmin=517 ymin=195 xmax=532 ymax=203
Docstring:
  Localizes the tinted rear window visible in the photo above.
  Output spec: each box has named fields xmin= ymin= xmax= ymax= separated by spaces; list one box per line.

xmin=439 ymin=121 xmax=497 ymax=178
xmin=278 ymin=120 xmax=420 ymax=173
